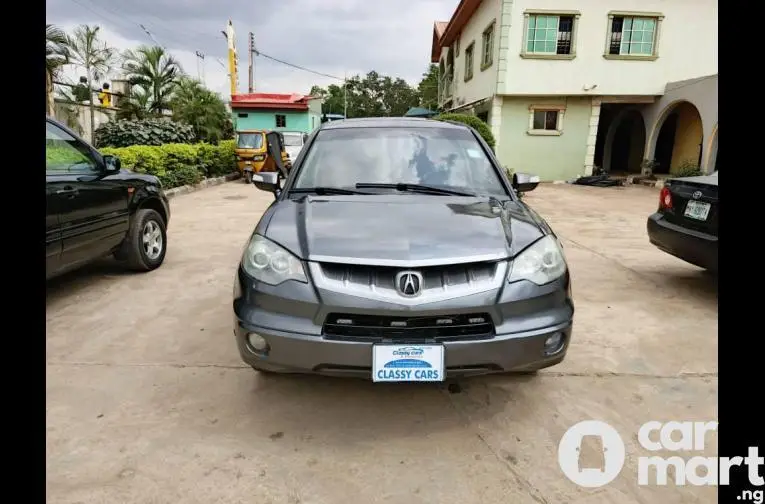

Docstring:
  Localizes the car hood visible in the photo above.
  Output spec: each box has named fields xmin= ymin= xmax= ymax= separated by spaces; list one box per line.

xmin=259 ymin=195 xmax=547 ymax=265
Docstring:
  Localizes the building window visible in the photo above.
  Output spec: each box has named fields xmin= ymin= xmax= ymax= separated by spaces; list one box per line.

xmin=275 ymin=114 xmax=286 ymax=128
xmin=604 ymin=11 xmax=663 ymax=60
xmin=481 ymin=20 xmax=495 ymax=70
xmin=237 ymin=113 xmax=248 ymax=118
xmin=521 ymin=11 xmax=580 ymax=59
xmin=527 ymin=106 xmax=565 ymax=136
xmin=464 ymin=42 xmax=475 ymax=82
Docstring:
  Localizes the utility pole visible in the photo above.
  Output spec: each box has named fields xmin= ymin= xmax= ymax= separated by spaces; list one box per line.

xmin=343 ymin=71 xmax=347 ymax=118
xmin=248 ymin=32 xmax=255 ymax=93
xmin=195 ymin=51 xmax=205 ymax=84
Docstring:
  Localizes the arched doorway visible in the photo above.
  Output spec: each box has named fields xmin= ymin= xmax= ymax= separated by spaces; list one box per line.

xmin=705 ymin=124 xmax=718 ymax=173
xmin=608 ymin=110 xmax=645 ymax=173
xmin=650 ymin=101 xmax=703 ymax=175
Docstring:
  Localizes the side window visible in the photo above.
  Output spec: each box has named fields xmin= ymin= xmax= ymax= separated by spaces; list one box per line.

xmin=46 ymin=122 xmax=99 ymax=173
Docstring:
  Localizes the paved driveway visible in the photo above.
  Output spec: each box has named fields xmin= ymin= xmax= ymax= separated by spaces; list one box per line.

xmin=46 ymin=182 xmax=717 ymax=504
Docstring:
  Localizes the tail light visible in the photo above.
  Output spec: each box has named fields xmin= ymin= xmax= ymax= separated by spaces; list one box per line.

xmin=659 ymin=186 xmax=673 ymax=210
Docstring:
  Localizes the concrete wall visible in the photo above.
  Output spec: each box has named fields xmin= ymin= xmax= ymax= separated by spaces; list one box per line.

xmin=641 ymin=74 xmax=717 ymax=173
xmin=496 ymin=0 xmax=718 ymax=96
xmin=497 ymin=96 xmax=592 ymax=181
xmin=233 ymin=109 xmax=312 ymax=133
xmin=53 ymin=100 xmax=116 ymax=143
xmin=308 ymin=99 xmax=322 ymax=132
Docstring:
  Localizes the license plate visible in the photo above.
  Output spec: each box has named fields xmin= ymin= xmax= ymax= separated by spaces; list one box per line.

xmin=684 ymin=200 xmax=711 ymax=221
xmin=372 ymin=344 xmax=445 ymax=382
xmin=244 ymin=161 xmax=252 ymax=165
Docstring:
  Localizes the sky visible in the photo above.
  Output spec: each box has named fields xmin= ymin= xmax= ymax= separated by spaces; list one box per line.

xmin=46 ymin=0 xmax=457 ymax=98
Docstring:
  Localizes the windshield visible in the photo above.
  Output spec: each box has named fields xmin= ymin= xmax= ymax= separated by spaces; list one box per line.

xmin=282 ymin=134 xmax=303 ymax=147
xmin=237 ymin=133 xmax=264 ymax=149
xmin=293 ymin=127 xmax=507 ymax=197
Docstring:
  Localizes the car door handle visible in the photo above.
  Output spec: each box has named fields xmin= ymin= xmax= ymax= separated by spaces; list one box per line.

xmin=56 ymin=187 xmax=78 ymax=198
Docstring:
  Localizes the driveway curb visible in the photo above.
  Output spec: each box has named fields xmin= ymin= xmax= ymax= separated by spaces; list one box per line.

xmin=163 ymin=172 xmax=241 ymax=199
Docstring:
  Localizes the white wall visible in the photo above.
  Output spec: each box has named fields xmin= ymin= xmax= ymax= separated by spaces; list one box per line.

xmin=497 ymin=0 xmax=718 ymax=96
xmin=446 ymin=0 xmax=502 ymax=106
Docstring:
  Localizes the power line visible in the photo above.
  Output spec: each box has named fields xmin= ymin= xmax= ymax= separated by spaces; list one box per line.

xmin=62 ymin=0 xmax=347 ymax=88
xmin=255 ymin=50 xmax=344 ymax=81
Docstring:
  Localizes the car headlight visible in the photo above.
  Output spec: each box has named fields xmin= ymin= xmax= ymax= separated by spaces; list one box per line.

xmin=508 ymin=235 xmax=567 ymax=285
xmin=242 ymin=234 xmax=307 ymax=285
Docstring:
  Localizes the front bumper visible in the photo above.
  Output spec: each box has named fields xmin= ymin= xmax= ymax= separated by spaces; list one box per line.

xmin=233 ymin=266 xmax=574 ymax=379
xmin=647 ymin=213 xmax=717 ymax=271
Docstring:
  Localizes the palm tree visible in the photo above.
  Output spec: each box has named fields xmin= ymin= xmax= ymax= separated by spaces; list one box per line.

xmin=171 ymin=76 xmax=230 ymax=143
xmin=116 ymin=86 xmax=153 ymax=121
xmin=46 ymin=24 xmax=69 ymax=117
xmin=66 ymin=24 xmax=116 ymax=141
xmin=122 ymin=45 xmax=182 ymax=116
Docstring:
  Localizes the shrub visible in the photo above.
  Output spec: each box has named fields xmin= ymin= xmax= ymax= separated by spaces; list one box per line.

xmin=672 ymin=159 xmax=703 ymax=178
xmin=94 ymin=118 xmax=196 ymax=148
xmin=99 ymin=141 xmax=237 ymax=190
xmin=435 ymin=113 xmax=496 ymax=151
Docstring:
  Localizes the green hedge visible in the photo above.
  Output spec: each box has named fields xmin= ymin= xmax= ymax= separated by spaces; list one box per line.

xmin=100 ymin=140 xmax=236 ymax=189
xmin=435 ymin=113 xmax=496 ymax=151
xmin=94 ymin=119 xmax=196 ymax=148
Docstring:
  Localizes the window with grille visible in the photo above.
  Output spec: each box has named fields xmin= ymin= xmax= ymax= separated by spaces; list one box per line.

xmin=533 ymin=110 xmax=559 ymax=131
xmin=464 ymin=42 xmax=475 ymax=81
xmin=526 ymin=14 xmax=575 ymax=55
xmin=481 ymin=22 xmax=495 ymax=68
xmin=608 ymin=16 xmax=657 ymax=56
xmin=275 ymin=114 xmax=286 ymax=128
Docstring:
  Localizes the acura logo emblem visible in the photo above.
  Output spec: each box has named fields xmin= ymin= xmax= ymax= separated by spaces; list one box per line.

xmin=692 ymin=191 xmax=702 ymax=200
xmin=395 ymin=271 xmax=423 ymax=297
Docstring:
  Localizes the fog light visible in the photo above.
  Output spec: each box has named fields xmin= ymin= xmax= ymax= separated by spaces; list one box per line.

xmin=247 ymin=332 xmax=269 ymax=352
xmin=544 ymin=332 xmax=564 ymax=355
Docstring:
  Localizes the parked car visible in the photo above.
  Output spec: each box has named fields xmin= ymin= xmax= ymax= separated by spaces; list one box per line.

xmin=46 ymin=117 xmax=171 ymax=280
xmin=232 ymin=117 xmax=574 ymax=382
xmin=281 ymin=131 xmax=308 ymax=163
xmin=647 ymin=171 xmax=718 ymax=272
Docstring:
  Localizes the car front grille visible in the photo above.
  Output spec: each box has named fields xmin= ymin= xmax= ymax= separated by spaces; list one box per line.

xmin=322 ymin=312 xmax=495 ymax=342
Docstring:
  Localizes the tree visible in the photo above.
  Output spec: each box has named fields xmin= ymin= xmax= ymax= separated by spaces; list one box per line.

xmin=417 ymin=64 xmax=439 ymax=111
xmin=311 ymin=71 xmax=420 ymax=118
xmin=46 ymin=24 xmax=70 ymax=117
xmin=66 ymin=25 xmax=116 ymax=140
xmin=122 ymin=45 xmax=182 ymax=116
xmin=116 ymin=86 xmax=153 ymax=121
xmin=170 ymin=76 xmax=231 ymax=143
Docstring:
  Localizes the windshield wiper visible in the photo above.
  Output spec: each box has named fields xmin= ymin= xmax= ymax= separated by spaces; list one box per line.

xmin=355 ymin=182 xmax=476 ymax=197
xmin=290 ymin=187 xmax=372 ymax=195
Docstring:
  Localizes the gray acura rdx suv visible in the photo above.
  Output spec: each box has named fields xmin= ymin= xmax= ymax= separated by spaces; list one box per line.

xmin=233 ymin=118 xmax=573 ymax=382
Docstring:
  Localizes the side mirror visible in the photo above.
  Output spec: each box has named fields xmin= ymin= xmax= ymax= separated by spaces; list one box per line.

xmin=103 ymin=154 xmax=121 ymax=172
xmin=251 ymin=171 xmax=280 ymax=193
xmin=512 ymin=172 xmax=540 ymax=194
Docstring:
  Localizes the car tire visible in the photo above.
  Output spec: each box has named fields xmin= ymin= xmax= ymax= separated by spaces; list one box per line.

xmin=245 ymin=172 xmax=253 ymax=184
xmin=122 ymin=209 xmax=167 ymax=272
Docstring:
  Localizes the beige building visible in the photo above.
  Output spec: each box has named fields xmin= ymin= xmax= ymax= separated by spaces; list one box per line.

xmin=432 ymin=0 xmax=718 ymax=180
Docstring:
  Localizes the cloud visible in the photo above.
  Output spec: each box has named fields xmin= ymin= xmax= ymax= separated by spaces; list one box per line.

xmin=47 ymin=0 xmax=456 ymax=97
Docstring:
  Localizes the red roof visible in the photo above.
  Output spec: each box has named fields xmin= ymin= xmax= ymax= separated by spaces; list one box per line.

xmin=431 ymin=0 xmax=482 ymax=63
xmin=230 ymin=93 xmax=320 ymax=111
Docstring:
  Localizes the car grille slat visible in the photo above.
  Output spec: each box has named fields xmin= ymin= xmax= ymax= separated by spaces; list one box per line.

xmin=323 ymin=313 xmax=495 ymax=342
xmin=320 ymin=262 xmax=497 ymax=293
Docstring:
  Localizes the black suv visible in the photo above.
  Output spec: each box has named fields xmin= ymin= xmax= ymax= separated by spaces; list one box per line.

xmin=46 ymin=117 xmax=171 ymax=280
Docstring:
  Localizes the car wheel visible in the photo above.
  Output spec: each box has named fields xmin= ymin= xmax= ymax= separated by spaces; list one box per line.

xmin=245 ymin=172 xmax=253 ymax=184
xmin=123 ymin=209 xmax=167 ymax=272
